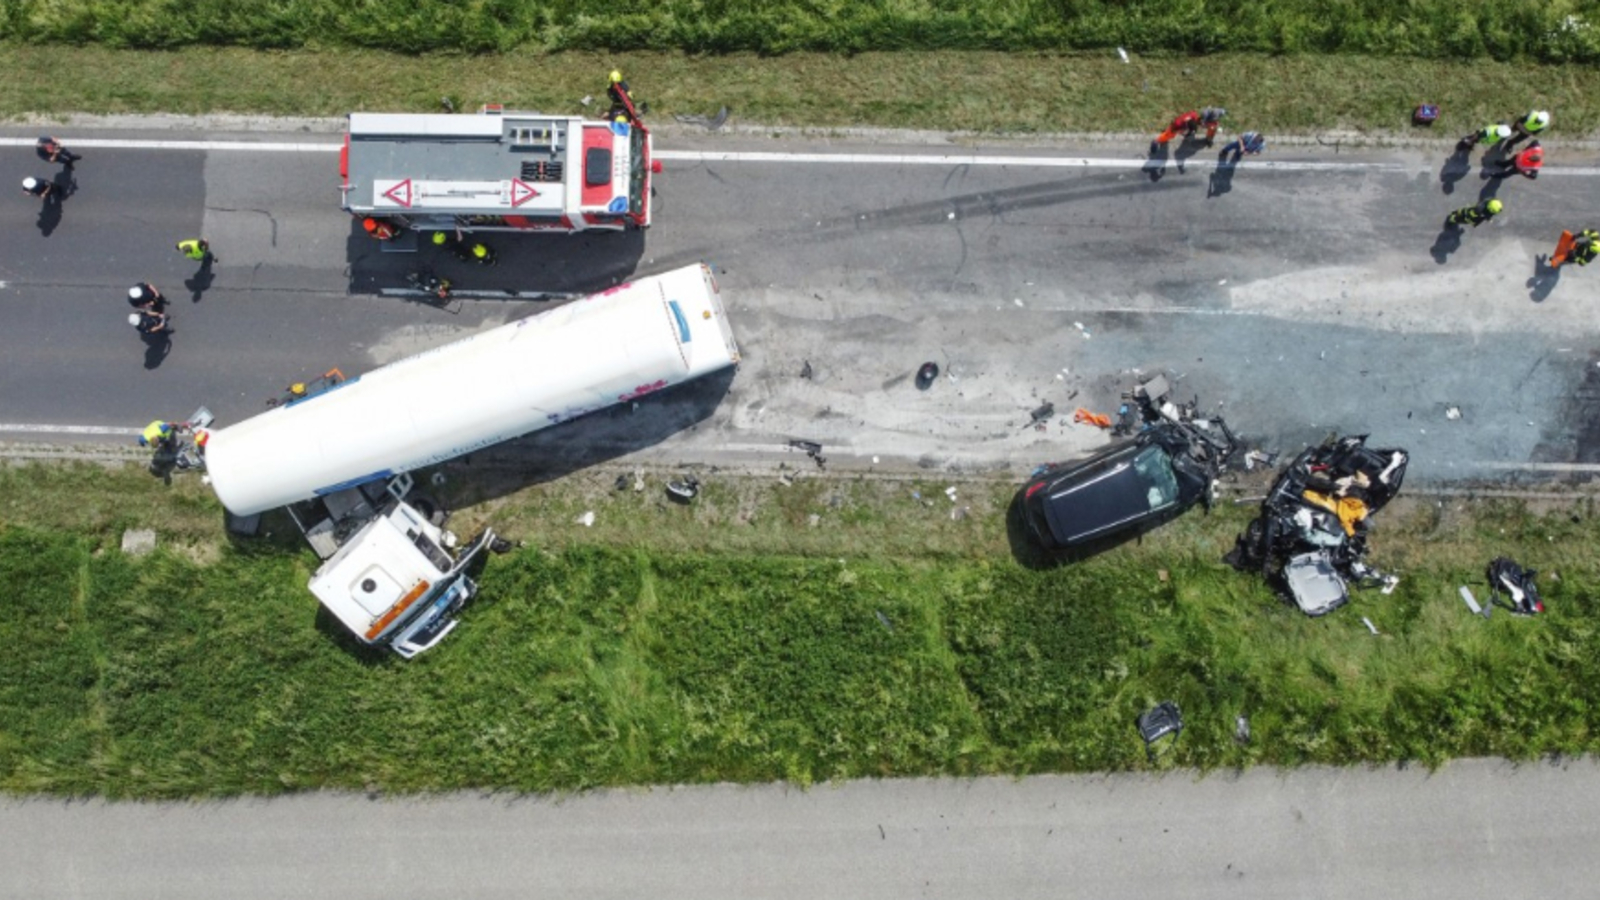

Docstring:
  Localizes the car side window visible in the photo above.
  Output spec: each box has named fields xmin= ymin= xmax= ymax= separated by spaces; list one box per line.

xmin=1133 ymin=446 xmax=1180 ymax=510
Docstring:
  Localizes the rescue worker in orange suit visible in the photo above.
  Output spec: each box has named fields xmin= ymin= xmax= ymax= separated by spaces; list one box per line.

xmin=1493 ymin=141 xmax=1542 ymax=179
xmin=1150 ymin=110 xmax=1200 ymax=154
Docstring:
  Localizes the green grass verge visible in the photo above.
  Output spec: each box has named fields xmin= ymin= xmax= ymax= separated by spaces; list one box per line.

xmin=1 ymin=461 xmax=1597 ymax=797
xmin=3 ymin=0 xmax=1597 ymax=61
xmin=6 ymin=46 xmax=1600 ymax=136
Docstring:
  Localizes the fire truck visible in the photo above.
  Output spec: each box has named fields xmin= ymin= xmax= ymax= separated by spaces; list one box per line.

xmin=339 ymin=75 xmax=655 ymax=235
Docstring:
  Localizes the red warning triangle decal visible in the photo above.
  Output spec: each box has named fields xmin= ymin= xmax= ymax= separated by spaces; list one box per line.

xmin=382 ymin=179 xmax=413 ymax=208
xmin=510 ymin=179 xmax=540 ymax=207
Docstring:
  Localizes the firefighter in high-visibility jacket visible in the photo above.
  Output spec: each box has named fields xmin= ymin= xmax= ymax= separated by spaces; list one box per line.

xmin=1571 ymin=229 xmax=1600 ymax=267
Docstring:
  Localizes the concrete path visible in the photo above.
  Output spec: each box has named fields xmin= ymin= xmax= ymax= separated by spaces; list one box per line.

xmin=4 ymin=758 xmax=1596 ymax=899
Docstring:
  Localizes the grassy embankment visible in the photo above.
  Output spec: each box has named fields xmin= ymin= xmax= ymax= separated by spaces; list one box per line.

xmin=4 ymin=0 xmax=1600 ymax=134
xmin=2 ymin=461 xmax=1597 ymax=798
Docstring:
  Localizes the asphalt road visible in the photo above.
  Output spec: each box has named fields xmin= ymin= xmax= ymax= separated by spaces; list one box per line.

xmin=3 ymin=125 xmax=1599 ymax=482
xmin=3 ymin=758 xmax=1597 ymax=899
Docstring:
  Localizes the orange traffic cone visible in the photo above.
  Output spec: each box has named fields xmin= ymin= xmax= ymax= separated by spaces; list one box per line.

xmin=1551 ymin=230 xmax=1576 ymax=268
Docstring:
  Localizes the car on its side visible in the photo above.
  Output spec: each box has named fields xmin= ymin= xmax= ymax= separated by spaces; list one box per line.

xmin=1019 ymin=422 xmax=1233 ymax=551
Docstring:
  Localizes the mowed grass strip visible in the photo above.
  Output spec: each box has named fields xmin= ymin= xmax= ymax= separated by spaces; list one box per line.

xmin=6 ymin=46 xmax=1600 ymax=137
xmin=2 ymin=463 xmax=1599 ymax=797
xmin=4 ymin=0 xmax=1596 ymax=61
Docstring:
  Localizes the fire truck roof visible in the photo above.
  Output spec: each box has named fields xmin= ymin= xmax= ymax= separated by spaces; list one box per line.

xmin=342 ymin=111 xmax=635 ymax=219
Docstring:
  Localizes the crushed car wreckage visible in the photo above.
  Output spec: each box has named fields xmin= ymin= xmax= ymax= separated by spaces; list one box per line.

xmin=1019 ymin=375 xmax=1237 ymax=551
xmin=1225 ymin=435 xmax=1408 ymax=616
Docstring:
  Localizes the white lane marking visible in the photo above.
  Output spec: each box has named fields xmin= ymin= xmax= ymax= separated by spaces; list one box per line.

xmin=0 ymin=423 xmax=141 ymax=436
xmin=1473 ymin=461 xmax=1600 ymax=472
xmin=0 ymin=137 xmax=337 ymax=152
xmin=5 ymin=136 xmax=1600 ymax=175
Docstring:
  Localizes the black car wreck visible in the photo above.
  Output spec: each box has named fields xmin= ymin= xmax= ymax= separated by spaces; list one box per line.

xmin=1224 ymin=435 xmax=1408 ymax=616
xmin=1019 ymin=414 xmax=1236 ymax=553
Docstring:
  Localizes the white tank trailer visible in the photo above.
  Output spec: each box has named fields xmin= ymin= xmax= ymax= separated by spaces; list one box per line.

xmin=207 ymin=262 xmax=739 ymax=657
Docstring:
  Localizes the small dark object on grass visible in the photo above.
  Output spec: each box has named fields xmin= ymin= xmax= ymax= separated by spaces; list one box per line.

xmin=1137 ymin=701 xmax=1183 ymax=761
xmin=915 ymin=362 xmax=939 ymax=390
xmin=666 ymin=475 xmax=700 ymax=504
xmin=1413 ymin=103 xmax=1440 ymax=126
xmin=614 ymin=474 xmax=630 ymax=491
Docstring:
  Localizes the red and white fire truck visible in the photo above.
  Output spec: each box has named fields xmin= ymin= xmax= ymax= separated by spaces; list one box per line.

xmin=339 ymin=77 xmax=655 ymax=235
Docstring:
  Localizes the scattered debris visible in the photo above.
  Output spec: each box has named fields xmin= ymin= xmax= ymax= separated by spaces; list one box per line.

xmin=1362 ymin=616 xmax=1380 ymax=635
xmin=666 ymin=475 xmax=700 ymax=504
xmin=1013 ymin=298 xmax=1025 ymax=307
xmin=1073 ymin=407 xmax=1112 ymax=429
xmin=915 ymin=362 xmax=939 ymax=390
xmin=872 ymin=456 xmax=880 ymax=464
xmin=1136 ymin=701 xmax=1183 ymax=761
xmin=874 ymin=610 xmax=895 ymax=631
xmin=1459 ymin=585 xmax=1485 ymax=616
xmin=1117 ymin=47 xmax=1130 ymax=63
xmin=944 ymin=485 xmax=958 ymax=502
xmin=1445 ymin=406 xmax=1463 ymax=420
xmin=430 ymin=471 xmax=447 ymax=487
xmin=121 ymin=529 xmax=157 ymax=556
xmin=808 ymin=513 xmax=821 ymax=528
xmin=1027 ymin=401 xmax=1056 ymax=427
xmin=1234 ymin=714 xmax=1251 ymax=744
xmin=614 ymin=474 xmax=630 ymax=491
xmin=1242 ymin=449 xmax=1278 ymax=471
xmin=1224 ymin=435 xmax=1409 ymax=617
xmin=1486 ymin=557 xmax=1544 ymax=614
xmin=1158 ymin=569 xmax=1169 ymax=582
xmin=950 ymin=506 xmax=969 ymax=521
xmin=799 ymin=360 xmax=813 ymax=380
xmin=576 ymin=510 xmax=596 ymax=527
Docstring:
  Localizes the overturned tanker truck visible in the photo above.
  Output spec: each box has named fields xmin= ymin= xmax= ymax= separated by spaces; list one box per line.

xmin=204 ymin=263 xmax=739 ymax=657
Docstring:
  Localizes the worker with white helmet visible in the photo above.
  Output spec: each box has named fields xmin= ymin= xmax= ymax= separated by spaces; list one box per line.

xmin=127 ymin=282 xmax=165 ymax=310
xmin=20 ymin=176 xmax=52 ymax=199
xmin=1458 ymin=122 xmax=1512 ymax=152
xmin=1507 ymin=109 xmax=1550 ymax=148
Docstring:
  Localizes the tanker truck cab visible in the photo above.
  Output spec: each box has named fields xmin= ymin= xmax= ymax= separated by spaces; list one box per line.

xmin=292 ymin=475 xmax=497 ymax=659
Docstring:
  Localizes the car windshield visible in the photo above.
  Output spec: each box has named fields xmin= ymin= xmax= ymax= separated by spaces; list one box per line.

xmin=1132 ymin=445 xmax=1180 ymax=510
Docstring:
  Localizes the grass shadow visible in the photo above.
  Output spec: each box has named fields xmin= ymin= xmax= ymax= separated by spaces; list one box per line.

xmin=183 ymin=257 xmax=215 ymax=302
xmin=1429 ymin=224 xmax=1462 ymax=264
xmin=1143 ymin=142 xmax=1169 ymax=182
xmin=1438 ymin=146 xmax=1471 ymax=195
xmin=140 ymin=332 xmax=172 ymax=369
xmin=425 ymin=366 xmax=738 ymax=508
xmin=346 ymin=219 xmax=647 ymax=299
xmin=1173 ymin=137 xmax=1205 ymax=174
xmin=1528 ymin=254 xmax=1562 ymax=303
xmin=1207 ymin=160 xmax=1236 ymax=199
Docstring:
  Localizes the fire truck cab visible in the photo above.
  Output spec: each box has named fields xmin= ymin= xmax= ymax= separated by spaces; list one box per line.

xmin=340 ymin=86 xmax=653 ymax=234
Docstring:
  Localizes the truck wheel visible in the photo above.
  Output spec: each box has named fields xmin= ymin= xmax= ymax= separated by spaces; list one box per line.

xmin=410 ymin=495 xmax=447 ymax=526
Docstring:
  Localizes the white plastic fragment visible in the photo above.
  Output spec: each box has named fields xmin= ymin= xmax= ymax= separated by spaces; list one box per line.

xmin=1117 ymin=47 xmax=1130 ymax=63
xmin=576 ymin=510 xmax=595 ymax=527
xmin=1362 ymin=617 xmax=1380 ymax=635
xmin=1458 ymin=586 xmax=1482 ymax=614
